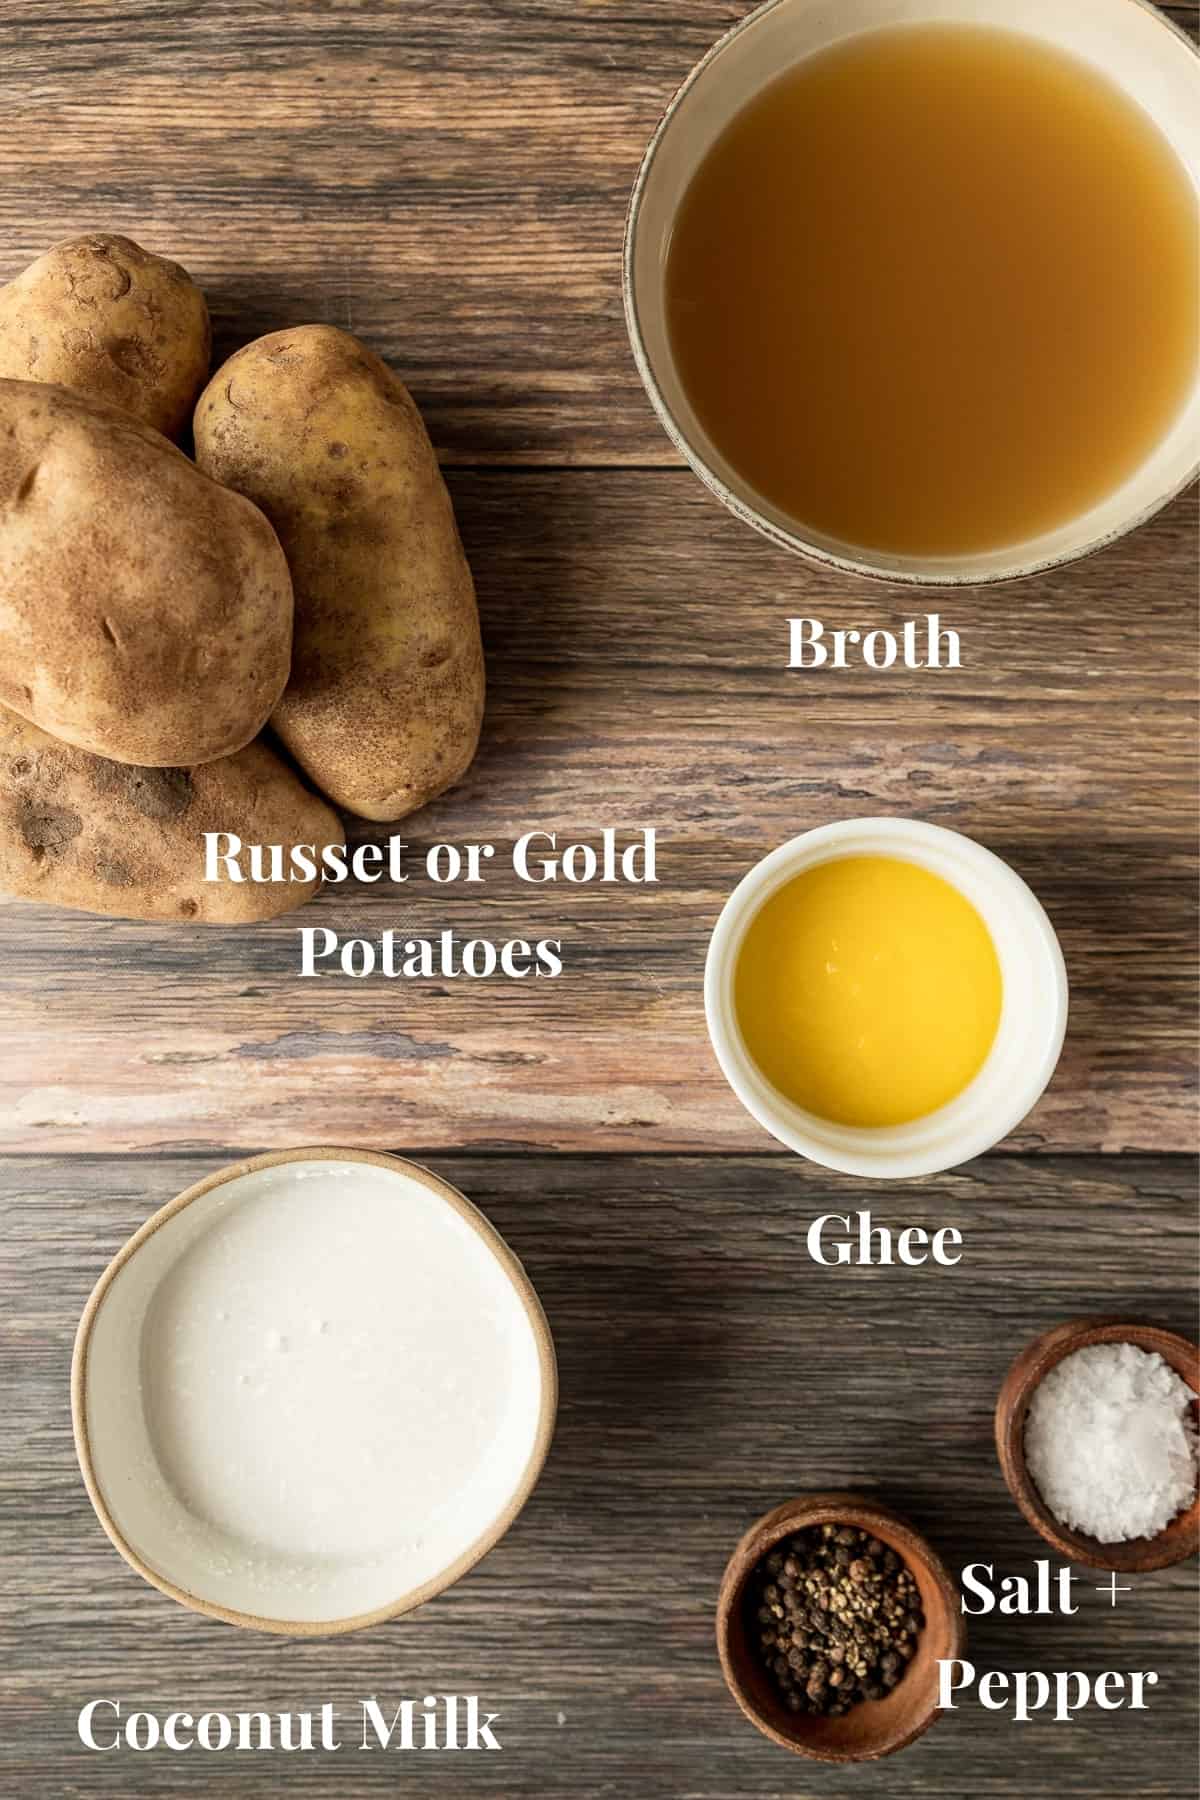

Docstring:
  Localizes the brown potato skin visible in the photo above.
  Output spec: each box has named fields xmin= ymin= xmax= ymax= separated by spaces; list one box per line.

xmin=0 ymin=234 xmax=211 ymax=439
xmin=0 ymin=707 xmax=340 ymax=923
xmin=0 ymin=379 xmax=293 ymax=766
xmin=194 ymin=324 xmax=484 ymax=822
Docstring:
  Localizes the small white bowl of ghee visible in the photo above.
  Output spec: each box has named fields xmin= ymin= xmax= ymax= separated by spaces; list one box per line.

xmin=705 ymin=819 xmax=1068 ymax=1178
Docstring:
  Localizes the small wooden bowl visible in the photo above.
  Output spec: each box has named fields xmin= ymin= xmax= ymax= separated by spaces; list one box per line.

xmin=995 ymin=1317 xmax=1200 ymax=1572
xmin=716 ymin=1493 xmax=965 ymax=1763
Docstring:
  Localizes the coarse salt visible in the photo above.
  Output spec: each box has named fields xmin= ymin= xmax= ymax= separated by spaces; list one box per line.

xmin=1024 ymin=1341 xmax=1198 ymax=1543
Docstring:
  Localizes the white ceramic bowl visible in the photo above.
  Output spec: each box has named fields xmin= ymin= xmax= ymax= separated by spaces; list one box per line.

xmin=625 ymin=0 xmax=1200 ymax=585
xmin=705 ymin=819 xmax=1068 ymax=1177
xmin=73 ymin=1148 xmax=557 ymax=1635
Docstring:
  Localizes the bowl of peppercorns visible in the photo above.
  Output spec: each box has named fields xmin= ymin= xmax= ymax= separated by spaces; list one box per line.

xmin=716 ymin=1492 xmax=965 ymax=1762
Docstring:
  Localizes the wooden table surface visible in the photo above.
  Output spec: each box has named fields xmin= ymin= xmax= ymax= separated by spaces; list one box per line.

xmin=0 ymin=4 xmax=1196 ymax=1797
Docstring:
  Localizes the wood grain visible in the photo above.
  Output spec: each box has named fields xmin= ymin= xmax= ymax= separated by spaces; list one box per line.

xmin=0 ymin=1150 xmax=1194 ymax=1798
xmin=0 ymin=475 xmax=1193 ymax=1156
xmin=0 ymin=6 xmax=1195 ymax=1799
xmin=0 ymin=1 xmax=1194 ymax=462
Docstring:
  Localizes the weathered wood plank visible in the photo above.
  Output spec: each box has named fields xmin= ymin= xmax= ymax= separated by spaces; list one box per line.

xmin=1 ymin=2 xmax=1193 ymax=463
xmin=0 ymin=0 xmax=736 ymax=463
xmin=0 ymin=473 xmax=1193 ymax=1156
xmin=0 ymin=1150 xmax=1194 ymax=1798
xmin=0 ymin=9 xmax=1195 ymax=1800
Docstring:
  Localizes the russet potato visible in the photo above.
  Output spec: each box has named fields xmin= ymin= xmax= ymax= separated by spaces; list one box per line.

xmin=194 ymin=324 xmax=484 ymax=822
xmin=0 ymin=707 xmax=340 ymax=923
xmin=0 ymin=379 xmax=293 ymax=767
xmin=0 ymin=234 xmax=210 ymax=439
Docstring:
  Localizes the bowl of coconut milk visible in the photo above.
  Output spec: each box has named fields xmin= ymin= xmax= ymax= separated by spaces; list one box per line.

xmin=73 ymin=1148 xmax=557 ymax=1634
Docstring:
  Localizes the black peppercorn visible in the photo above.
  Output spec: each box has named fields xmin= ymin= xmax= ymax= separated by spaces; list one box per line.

xmin=744 ymin=1524 xmax=925 ymax=1721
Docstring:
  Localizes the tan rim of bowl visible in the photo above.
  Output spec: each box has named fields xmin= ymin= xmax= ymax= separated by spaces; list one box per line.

xmin=72 ymin=1146 xmax=559 ymax=1636
xmin=623 ymin=0 xmax=1200 ymax=586
xmin=995 ymin=1315 xmax=1199 ymax=1572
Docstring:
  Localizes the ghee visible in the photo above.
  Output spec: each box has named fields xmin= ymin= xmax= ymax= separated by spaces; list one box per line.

xmin=734 ymin=855 xmax=1002 ymax=1128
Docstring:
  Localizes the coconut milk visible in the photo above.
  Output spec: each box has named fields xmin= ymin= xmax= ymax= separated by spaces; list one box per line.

xmin=84 ymin=1158 xmax=547 ymax=1623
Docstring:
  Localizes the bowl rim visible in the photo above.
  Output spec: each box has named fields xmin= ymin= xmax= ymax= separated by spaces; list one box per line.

xmin=71 ymin=1145 xmax=559 ymax=1636
xmin=716 ymin=1491 xmax=966 ymax=1762
xmin=994 ymin=1315 xmax=1200 ymax=1572
xmin=622 ymin=0 xmax=1200 ymax=588
xmin=703 ymin=816 xmax=1069 ymax=1178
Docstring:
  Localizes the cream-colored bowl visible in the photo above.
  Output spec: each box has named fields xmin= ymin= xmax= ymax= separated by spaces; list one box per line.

xmin=704 ymin=819 xmax=1068 ymax=1178
xmin=73 ymin=1148 xmax=557 ymax=1635
xmin=625 ymin=0 xmax=1200 ymax=585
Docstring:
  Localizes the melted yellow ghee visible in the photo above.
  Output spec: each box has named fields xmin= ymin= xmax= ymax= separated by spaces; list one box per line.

xmin=734 ymin=855 xmax=1002 ymax=1128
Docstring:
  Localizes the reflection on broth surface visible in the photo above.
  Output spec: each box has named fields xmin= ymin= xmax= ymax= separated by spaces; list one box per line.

xmin=666 ymin=24 xmax=1199 ymax=558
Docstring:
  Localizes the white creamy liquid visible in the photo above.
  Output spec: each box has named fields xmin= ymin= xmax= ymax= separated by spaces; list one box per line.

xmin=85 ymin=1159 xmax=548 ymax=1622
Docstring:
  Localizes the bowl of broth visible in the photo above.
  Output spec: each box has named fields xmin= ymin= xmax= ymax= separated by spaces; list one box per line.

xmin=704 ymin=819 xmax=1068 ymax=1177
xmin=625 ymin=0 xmax=1200 ymax=584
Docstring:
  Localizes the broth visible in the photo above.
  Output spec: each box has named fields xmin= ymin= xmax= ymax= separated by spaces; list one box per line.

xmin=665 ymin=24 xmax=1199 ymax=558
